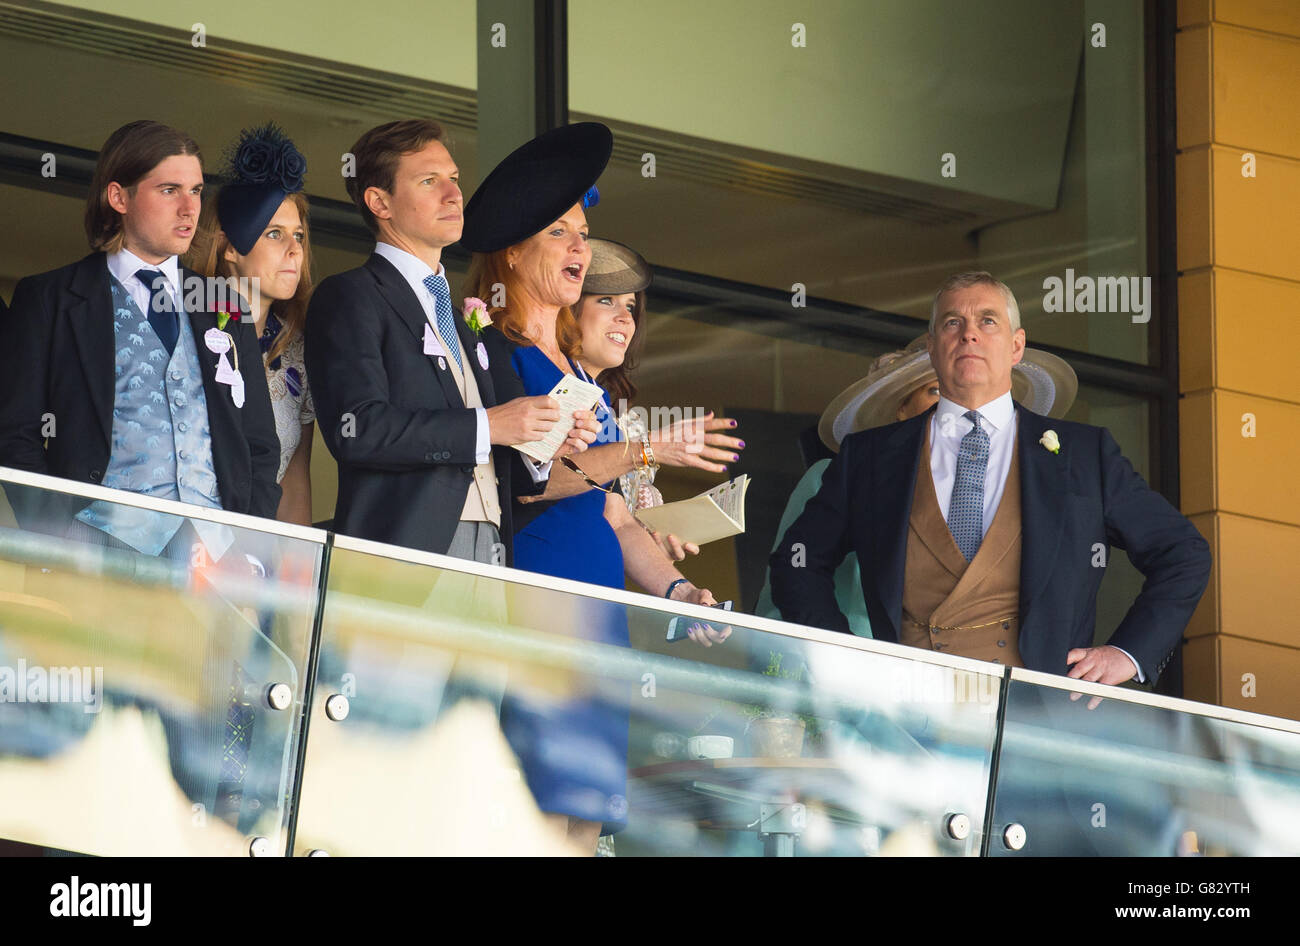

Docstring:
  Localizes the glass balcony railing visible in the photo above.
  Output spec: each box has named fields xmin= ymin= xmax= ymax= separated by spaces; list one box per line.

xmin=0 ymin=467 xmax=1296 ymax=857
xmin=989 ymin=670 xmax=1300 ymax=857
xmin=291 ymin=536 xmax=1001 ymax=856
xmin=0 ymin=469 xmax=322 ymax=856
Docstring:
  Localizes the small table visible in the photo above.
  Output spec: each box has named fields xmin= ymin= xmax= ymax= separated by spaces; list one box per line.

xmin=628 ymin=757 xmax=860 ymax=856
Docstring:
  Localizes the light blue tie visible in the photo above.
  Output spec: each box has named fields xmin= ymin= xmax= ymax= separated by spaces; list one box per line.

xmin=947 ymin=410 xmax=990 ymax=562
xmin=422 ymin=272 xmax=464 ymax=373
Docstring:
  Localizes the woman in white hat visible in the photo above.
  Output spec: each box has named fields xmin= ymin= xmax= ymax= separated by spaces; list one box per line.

xmin=755 ymin=335 xmax=1077 ymax=635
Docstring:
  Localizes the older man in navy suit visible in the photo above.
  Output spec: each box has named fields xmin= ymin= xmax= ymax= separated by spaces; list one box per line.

xmin=771 ymin=272 xmax=1210 ymax=689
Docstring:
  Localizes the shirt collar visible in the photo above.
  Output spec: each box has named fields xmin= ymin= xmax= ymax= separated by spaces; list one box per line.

xmin=935 ymin=390 xmax=1015 ymax=434
xmin=374 ymin=242 xmax=445 ymax=293
xmin=107 ymin=246 xmax=180 ymax=292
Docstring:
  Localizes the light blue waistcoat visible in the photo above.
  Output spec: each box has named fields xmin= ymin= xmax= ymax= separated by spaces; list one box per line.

xmin=75 ymin=277 xmax=233 ymax=559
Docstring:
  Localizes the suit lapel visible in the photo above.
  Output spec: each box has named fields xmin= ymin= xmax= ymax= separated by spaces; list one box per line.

xmin=181 ymin=266 xmax=234 ymax=429
xmin=874 ymin=406 xmax=933 ymax=641
xmin=910 ymin=423 xmax=968 ymax=578
xmin=66 ymin=253 xmax=115 ymax=449
xmin=457 ymin=316 xmax=497 ymax=406
xmin=1015 ymin=405 xmax=1067 ymax=623
xmin=365 ymin=254 xmax=465 ymax=409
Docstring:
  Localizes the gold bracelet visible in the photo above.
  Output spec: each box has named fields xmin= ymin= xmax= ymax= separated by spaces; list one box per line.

xmin=561 ymin=456 xmax=616 ymax=493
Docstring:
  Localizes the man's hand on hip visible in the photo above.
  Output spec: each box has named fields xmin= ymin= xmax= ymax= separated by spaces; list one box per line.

xmin=1065 ymin=645 xmax=1138 ymax=710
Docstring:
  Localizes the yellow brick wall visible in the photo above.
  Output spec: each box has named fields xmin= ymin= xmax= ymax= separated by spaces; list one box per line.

xmin=1176 ymin=0 xmax=1300 ymax=720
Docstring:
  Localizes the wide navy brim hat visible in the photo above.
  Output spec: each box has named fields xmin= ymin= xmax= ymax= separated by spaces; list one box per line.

xmin=218 ymin=182 xmax=293 ymax=255
xmin=460 ymin=122 xmax=613 ymax=253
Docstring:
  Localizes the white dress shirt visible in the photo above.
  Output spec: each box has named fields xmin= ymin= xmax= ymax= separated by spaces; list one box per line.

xmin=107 ymin=247 xmax=182 ymax=315
xmin=374 ymin=242 xmax=490 ymax=464
xmin=373 ymin=242 xmax=548 ymax=481
xmin=929 ymin=391 xmax=1018 ymax=537
xmin=927 ymin=390 xmax=1142 ymax=680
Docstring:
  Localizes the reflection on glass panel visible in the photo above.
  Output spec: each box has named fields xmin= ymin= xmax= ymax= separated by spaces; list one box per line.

xmin=1063 ymin=383 xmax=1151 ymax=481
xmin=627 ymin=301 xmax=895 ymax=609
xmin=571 ymin=0 xmax=1150 ymax=363
xmin=294 ymin=539 xmax=1001 ymax=856
xmin=0 ymin=475 xmax=321 ymax=855
xmin=0 ymin=0 xmax=479 ymax=301
xmin=66 ymin=0 xmax=477 ymax=87
xmin=991 ymin=675 xmax=1300 ymax=856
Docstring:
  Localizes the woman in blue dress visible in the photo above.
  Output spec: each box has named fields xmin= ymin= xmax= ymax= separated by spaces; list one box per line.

xmin=460 ymin=124 xmax=729 ymax=851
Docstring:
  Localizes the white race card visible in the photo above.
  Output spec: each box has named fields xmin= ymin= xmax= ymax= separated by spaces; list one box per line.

xmin=512 ymin=374 xmax=604 ymax=463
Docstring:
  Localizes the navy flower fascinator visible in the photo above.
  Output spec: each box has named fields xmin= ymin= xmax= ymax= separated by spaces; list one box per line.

xmin=217 ymin=123 xmax=307 ymax=255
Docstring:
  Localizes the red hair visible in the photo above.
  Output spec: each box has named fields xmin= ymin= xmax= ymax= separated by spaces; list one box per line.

xmin=462 ymin=249 xmax=583 ymax=356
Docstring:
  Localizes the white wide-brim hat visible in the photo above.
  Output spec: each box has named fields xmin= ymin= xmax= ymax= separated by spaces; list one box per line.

xmin=818 ymin=335 xmax=1079 ymax=451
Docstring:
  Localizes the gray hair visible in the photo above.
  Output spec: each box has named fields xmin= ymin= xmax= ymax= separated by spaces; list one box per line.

xmin=929 ymin=271 xmax=1021 ymax=333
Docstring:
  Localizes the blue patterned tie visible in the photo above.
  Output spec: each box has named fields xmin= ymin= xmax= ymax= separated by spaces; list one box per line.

xmin=422 ymin=272 xmax=464 ymax=373
xmin=135 ymin=268 xmax=179 ymax=355
xmin=947 ymin=410 xmax=990 ymax=561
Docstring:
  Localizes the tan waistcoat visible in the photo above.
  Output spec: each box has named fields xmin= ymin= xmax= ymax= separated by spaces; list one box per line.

xmin=899 ymin=422 xmax=1024 ymax=667
xmin=429 ymin=320 xmax=501 ymax=528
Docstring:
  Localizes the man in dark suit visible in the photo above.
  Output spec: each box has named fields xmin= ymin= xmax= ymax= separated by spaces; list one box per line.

xmin=0 ymin=120 xmax=280 ymax=546
xmin=771 ymin=271 xmax=1210 ymax=688
xmin=0 ymin=121 xmax=284 ymax=833
xmin=305 ymin=119 xmax=594 ymax=567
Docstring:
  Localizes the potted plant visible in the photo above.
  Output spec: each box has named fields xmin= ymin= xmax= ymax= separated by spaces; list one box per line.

xmin=743 ymin=651 xmax=818 ymax=759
